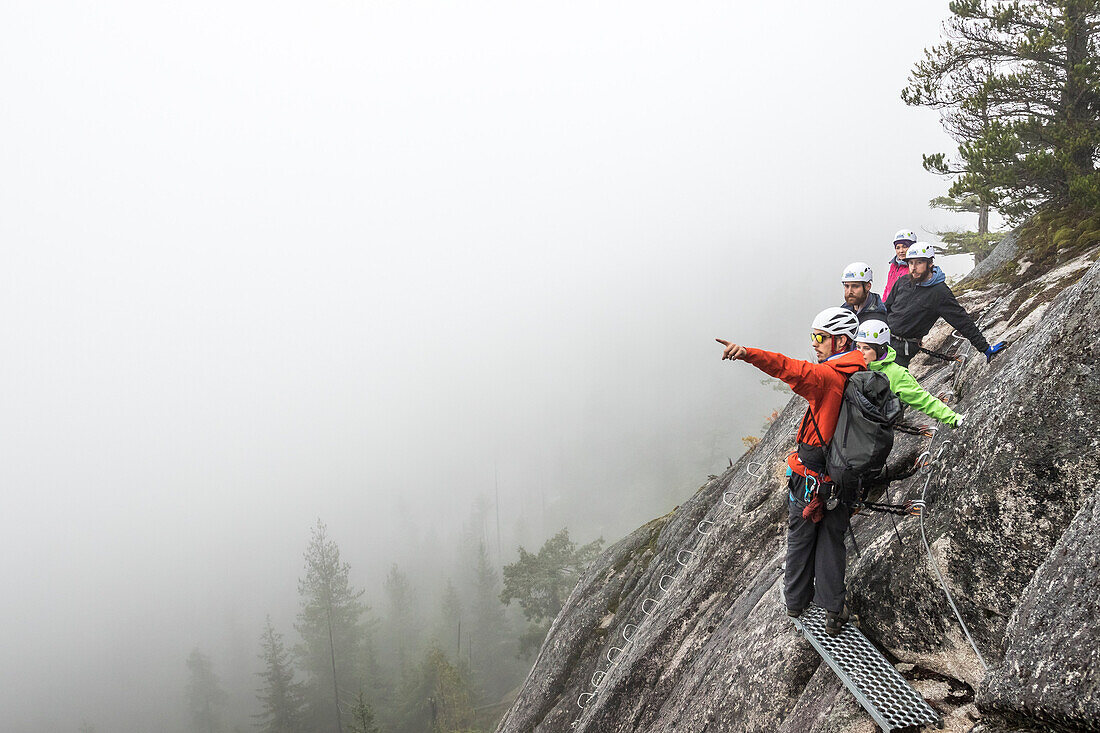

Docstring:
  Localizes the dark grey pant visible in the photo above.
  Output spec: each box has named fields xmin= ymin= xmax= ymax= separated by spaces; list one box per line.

xmin=785 ymin=477 xmax=849 ymax=613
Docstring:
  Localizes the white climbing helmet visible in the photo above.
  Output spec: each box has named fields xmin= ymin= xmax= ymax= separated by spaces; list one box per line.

xmin=856 ymin=319 xmax=891 ymax=345
xmin=841 ymin=262 xmax=874 ymax=283
xmin=905 ymin=242 xmax=936 ymax=260
xmin=811 ymin=307 xmax=860 ymax=339
xmin=893 ymin=229 xmax=916 ymax=244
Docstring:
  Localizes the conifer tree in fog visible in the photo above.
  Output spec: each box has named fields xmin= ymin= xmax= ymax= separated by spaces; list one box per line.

xmin=432 ymin=581 xmax=464 ymax=659
xmin=501 ymin=528 xmax=604 ymax=656
xmin=382 ymin=564 xmax=421 ymax=674
xmin=295 ymin=520 xmax=369 ymax=733
xmin=186 ymin=648 xmax=228 ymax=733
xmin=397 ymin=647 xmax=475 ymax=733
xmin=347 ymin=691 xmax=380 ymax=733
xmin=255 ymin=617 xmax=306 ymax=733
xmin=470 ymin=541 xmax=512 ymax=698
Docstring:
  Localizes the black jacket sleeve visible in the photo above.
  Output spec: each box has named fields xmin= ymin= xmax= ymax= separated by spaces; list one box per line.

xmin=937 ymin=285 xmax=990 ymax=353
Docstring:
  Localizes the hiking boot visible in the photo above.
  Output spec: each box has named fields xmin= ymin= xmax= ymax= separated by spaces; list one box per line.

xmin=786 ymin=605 xmax=806 ymax=618
xmin=825 ymin=605 xmax=850 ymax=636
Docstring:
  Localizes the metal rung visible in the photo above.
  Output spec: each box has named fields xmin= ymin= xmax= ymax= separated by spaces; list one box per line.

xmin=792 ymin=606 xmax=942 ymax=732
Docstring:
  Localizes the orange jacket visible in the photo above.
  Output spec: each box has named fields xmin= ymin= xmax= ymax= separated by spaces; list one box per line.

xmin=741 ymin=347 xmax=866 ymax=477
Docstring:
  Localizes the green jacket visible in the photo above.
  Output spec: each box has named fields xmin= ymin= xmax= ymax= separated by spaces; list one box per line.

xmin=868 ymin=346 xmax=959 ymax=427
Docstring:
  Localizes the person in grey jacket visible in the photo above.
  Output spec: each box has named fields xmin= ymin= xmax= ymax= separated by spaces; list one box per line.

xmin=883 ymin=242 xmax=1007 ymax=367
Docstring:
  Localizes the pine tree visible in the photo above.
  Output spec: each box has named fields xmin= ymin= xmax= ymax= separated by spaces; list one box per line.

xmin=382 ymin=564 xmax=421 ymax=675
xmin=907 ymin=56 xmax=1005 ymax=231
xmin=397 ymin=647 xmax=476 ymax=733
xmin=185 ymin=648 xmax=229 ymax=733
xmin=255 ymin=617 xmax=307 ymax=733
xmin=347 ymin=691 xmax=379 ymax=733
xmin=903 ymin=0 xmax=1100 ymax=219
xmin=295 ymin=520 xmax=369 ymax=733
xmin=432 ymin=581 xmax=464 ymax=660
xmin=929 ymin=195 xmax=1004 ymax=264
xmin=469 ymin=542 xmax=511 ymax=699
xmin=500 ymin=528 xmax=603 ymax=656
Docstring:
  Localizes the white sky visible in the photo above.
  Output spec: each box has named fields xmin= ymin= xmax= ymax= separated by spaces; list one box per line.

xmin=0 ymin=1 xmax=983 ymax=730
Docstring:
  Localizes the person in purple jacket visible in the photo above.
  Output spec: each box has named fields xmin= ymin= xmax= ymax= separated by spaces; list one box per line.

xmin=883 ymin=229 xmax=915 ymax=301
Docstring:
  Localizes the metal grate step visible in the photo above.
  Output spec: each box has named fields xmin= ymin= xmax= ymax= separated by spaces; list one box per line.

xmin=793 ymin=605 xmax=943 ymax=732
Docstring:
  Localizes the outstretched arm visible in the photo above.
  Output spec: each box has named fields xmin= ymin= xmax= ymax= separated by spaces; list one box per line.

xmin=715 ymin=339 xmax=833 ymax=401
xmin=939 ymin=287 xmax=990 ymax=353
xmin=892 ymin=367 xmax=959 ymax=427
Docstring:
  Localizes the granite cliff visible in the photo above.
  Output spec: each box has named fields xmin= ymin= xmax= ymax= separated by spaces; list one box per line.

xmin=497 ymin=214 xmax=1100 ymax=733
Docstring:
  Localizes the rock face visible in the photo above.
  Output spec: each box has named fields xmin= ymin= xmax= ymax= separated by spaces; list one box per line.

xmin=497 ymin=234 xmax=1100 ymax=733
xmin=978 ymin=488 xmax=1100 ymax=731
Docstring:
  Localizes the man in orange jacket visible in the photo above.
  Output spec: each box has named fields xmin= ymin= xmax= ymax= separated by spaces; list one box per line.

xmin=717 ymin=306 xmax=864 ymax=635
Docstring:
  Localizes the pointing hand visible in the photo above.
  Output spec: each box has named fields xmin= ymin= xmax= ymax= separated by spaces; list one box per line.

xmin=715 ymin=339 xmax=747 ymax=361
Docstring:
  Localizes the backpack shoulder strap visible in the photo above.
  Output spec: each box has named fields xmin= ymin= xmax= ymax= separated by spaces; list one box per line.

xmin=802 ymin=364 xmax=856 ymax=447
xmin=804 ymin=405 xmax=828 ymax=446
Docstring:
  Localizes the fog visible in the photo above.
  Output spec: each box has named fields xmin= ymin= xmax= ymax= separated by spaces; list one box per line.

xmin=1 ymin=1 xmax=979 ymax=731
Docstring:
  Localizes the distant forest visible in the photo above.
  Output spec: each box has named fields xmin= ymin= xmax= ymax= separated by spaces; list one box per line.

xmin=141 ymin=517 xmax=601 ymax=733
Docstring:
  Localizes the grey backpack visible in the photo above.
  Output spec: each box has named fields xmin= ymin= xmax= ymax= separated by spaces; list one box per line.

xmin=826 ymin=370 xmax=902 ymax=503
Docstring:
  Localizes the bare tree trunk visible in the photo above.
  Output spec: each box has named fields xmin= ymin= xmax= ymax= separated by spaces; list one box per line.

xmin=978 ymin=202 xmax=989 ymax=235
xmin=323 ymin=549 xmax=344 ymax=733
xmin=328 ymin=605 xmax=343 ymax=733
xmin=1063 ymin=1 xmax=1094 ymax=177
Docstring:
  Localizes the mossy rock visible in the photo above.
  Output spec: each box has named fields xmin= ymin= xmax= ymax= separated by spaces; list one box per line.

xmin=995 ymin=205 xmax=1100 ymax=287
xmin=1075 ymin=229 xmax=1100 ymax=248
xmin=1052 ymin=226 xmax=1076 ymax=247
